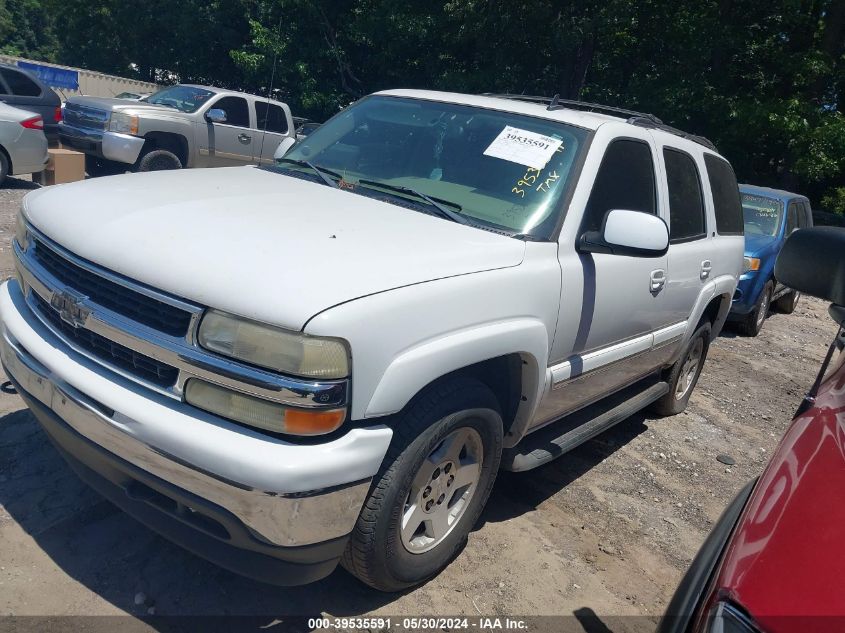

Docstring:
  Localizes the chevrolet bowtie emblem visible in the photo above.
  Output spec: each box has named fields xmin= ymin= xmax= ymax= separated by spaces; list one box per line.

xmin=50 ymin=289 xmax=91 ymax=328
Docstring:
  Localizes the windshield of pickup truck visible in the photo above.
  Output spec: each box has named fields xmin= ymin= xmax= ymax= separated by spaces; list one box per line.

xmin=279 ymin=96 xmax=589 ymax=237
xmin=741 ymin=193 xmax=783 ymax=237
xmin=145 ymin=85 xmax=214 ymax=113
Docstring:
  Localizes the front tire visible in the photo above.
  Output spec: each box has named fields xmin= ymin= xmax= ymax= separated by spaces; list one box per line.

xmin=342 ymin=378 xmax=503 ymax=592
xmin=650 ymin=322 xmax=711 ymax=416
xmin=738 ymin=281 xmax=772 ymax=337
xmin=135 ymin=148 xmax=182 ymax=172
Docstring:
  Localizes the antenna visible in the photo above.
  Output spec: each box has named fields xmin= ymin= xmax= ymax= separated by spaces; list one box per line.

xmin=258 ymin=17 xmax=283 ymax=164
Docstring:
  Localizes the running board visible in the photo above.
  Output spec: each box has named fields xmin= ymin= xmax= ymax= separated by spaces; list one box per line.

xmin=501 ymin=378 xmax=670 ymax=472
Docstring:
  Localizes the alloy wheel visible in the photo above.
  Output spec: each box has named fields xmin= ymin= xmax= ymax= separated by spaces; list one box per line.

xmin=675 ymin=337 xmax=704 ymax=400
xmin=400 ymin=427 xmax=483 ymax=554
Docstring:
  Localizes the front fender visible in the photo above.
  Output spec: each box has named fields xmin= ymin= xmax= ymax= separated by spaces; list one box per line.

xmin=365 ymin=318 xmax=548 ymax=418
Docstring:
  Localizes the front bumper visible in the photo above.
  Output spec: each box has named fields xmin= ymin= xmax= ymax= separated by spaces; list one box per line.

xmin=728 ymin=273 xmax=760 ymax=317
xmin=0 ymin=280 xmax=392 ymax=584
xmin=58 ymin=122 xmax=145 ymax=165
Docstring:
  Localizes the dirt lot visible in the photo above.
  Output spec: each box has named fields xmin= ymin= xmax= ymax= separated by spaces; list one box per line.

xmin=0 ymin=175 xmax=835 ymax=628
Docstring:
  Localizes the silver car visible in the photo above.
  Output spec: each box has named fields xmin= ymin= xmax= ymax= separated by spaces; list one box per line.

xmin=0 ymin=102 xmax=48 ymax=185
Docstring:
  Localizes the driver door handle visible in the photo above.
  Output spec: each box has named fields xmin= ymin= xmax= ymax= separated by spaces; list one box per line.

xmin=700 ymin=260 xmax=712 ymax=280
xmin=650 ymin=269 xmax=666 ymax=292
xmin=238 ymin=133 xmax=251 ymax=143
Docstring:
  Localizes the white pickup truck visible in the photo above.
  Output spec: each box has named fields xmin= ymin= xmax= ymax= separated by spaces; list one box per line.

xmin=1 ymin=90 xmax=743 ymax=591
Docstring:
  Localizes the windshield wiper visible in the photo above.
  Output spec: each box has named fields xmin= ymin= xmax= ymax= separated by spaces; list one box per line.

xmin=276 ymin=158 xmax=340 ymax=188
xmin=356 ymin=179 xmax=469 ymax=225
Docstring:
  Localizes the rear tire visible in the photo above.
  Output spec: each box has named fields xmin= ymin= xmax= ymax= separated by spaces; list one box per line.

xmin=649 ymin=322 xmax=711 ymax=416
xmin=342 ymin=378 xmax=503 ymax=592
xmin=0 ymin=150 xmax=8 ymax=186
xmin=738 ymin=281 xmax=772 ymax=337
xmin=136 ymin=149 xmax=182 ymax=172
xmin=773 ymin=290 xmax=800 ymax=314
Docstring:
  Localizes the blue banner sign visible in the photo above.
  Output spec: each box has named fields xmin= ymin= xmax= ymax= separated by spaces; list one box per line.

xmin=17 ymin=61 xmax=79 ymax=90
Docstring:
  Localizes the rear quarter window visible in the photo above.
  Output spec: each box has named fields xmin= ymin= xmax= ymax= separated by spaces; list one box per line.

xmin=704 ymin=154 xmax=743 ymax=235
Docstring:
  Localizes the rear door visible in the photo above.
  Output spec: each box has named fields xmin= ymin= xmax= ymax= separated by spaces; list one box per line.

xmin=657 ymin=144 xmax=713 ymax=327
xmin=254 ymin=100 xmax=293 ymax=165
xmin=201 ymin=95 xmax=255 ymax=166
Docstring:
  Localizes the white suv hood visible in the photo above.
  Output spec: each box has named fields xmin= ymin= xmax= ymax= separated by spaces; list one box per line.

xmin=23 ymin=167 xmax=525 ymax=329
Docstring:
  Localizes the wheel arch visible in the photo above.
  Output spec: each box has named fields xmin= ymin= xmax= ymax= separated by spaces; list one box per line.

xmin=141 ymin=131 xmax=189 ymax=166
xmin=363 ymin=319 xmax=549 ymax=445
xmin=692 ymin=277 xmax=734 ymax=342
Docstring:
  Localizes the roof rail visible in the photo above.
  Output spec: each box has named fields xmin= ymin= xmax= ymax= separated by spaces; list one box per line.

xmin=627 ymin=117 xmax=718 ymax=151
xmin=481 ymin=93 xmax=663 ymax=124
xmin=481 ymin=93 xmax=717 ymax=152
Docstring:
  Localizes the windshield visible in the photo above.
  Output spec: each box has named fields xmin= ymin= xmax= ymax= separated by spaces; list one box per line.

xmin=279 ymin=96 xmax=589 ymax=237
xmin=741 ymin=193 xmax=783 ymax=237
xmin=146 ymin=85 xmax=214 ymax=113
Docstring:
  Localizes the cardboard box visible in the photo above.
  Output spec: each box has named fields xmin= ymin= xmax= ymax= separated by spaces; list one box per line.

xmin=34 ymin=148 xmax=85 ymax=186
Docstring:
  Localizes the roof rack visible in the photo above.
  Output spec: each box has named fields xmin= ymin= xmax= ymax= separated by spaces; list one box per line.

xmin=627 ymin=116 xmax=718 ymax=151
xmin=481 ymin=93 xmax=717 ymax=151
xmin=482 ymin=93 xmax=663 ymax=124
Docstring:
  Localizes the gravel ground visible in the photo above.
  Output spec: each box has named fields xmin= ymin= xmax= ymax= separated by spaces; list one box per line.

xmin=0 ymin=174 xmax=835 ymax=628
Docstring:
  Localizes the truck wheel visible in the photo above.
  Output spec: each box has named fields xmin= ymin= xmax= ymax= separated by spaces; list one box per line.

xmin=738 ymin=281 xmax=772 ymax=337
xmin=342 ymin=378 xmax=503 ymax=592
xmin=649 ymin=322 xmax=711 ymax=417
xmin=136 ymin=149 xmax=182 ymax=172
xmin=773 ymin=290 xmax=800 ymax=314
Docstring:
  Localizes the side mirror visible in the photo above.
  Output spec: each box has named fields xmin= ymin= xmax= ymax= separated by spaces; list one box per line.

xmin=775 ymin=227 xmax=845 ymax=314
xmin=579 ymin=209 xmax=669 ymax=257
xmin=205 ymin=108 xmax=227 ymax=123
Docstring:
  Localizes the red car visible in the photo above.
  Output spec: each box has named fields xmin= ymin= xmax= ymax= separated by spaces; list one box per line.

xmin=660 ymin=226 xmax=845 ymax=633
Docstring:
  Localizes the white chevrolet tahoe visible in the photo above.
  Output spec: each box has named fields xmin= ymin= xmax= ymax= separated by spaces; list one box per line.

xmin=1 ymin=90 xmax=743 ymax=591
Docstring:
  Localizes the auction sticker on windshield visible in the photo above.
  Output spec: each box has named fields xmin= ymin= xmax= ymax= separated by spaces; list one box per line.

xmin=483 ymin=126 xmax=564 ymax=169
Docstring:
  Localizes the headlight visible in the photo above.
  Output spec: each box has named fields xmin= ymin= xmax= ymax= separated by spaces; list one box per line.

xmin=108 ymin=112 xmax=139 ymax=135
xmin=184 ymin=379 xmax=346 ymax=435
xmin=743 ymin=257 xmax=760 ymax=273
xmin=15 ymin=211 xmax=30 ymax=251
xmin=198 ymin=310 xmax=350 ymax=379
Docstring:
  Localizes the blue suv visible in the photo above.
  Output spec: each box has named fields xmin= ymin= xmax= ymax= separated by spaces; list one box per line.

xmin=729 ymin=184 xmax=813 ymax=336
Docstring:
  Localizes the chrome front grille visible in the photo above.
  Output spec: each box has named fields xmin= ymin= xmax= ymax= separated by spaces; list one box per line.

xmin=62 ymin=103 xmax=109 ymax=131
xmin=31 ymin=293 xmax=179 ymax=387
xmin=32 ymin=238 xmax=193 ymax=337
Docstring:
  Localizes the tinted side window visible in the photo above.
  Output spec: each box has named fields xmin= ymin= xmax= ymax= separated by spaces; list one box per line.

xmin=799 ymin=201 xmax=812 ymax=228
xmin=664 ymin=148 xmax=706 ymax=242
xmin=704 ymin=154 xmax=742 ymax=235
xmin=786 ymin=202 xmax=799 ymax=234
xmin=583 ymin=139 xmax=656 ymax=233
xmin=214 ymin=97 xmax=250 ymax=128
xmin=0 ymin=69 xmax=41 ymax=97
xmin=255 ymin=102 xmax=288 ymax=134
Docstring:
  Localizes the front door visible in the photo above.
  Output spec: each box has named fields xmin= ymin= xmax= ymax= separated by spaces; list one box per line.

xmin=201 ymin=96 xmax=255 ymax=167
xmin=535 ymin=131 xmax=672 ymax=427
